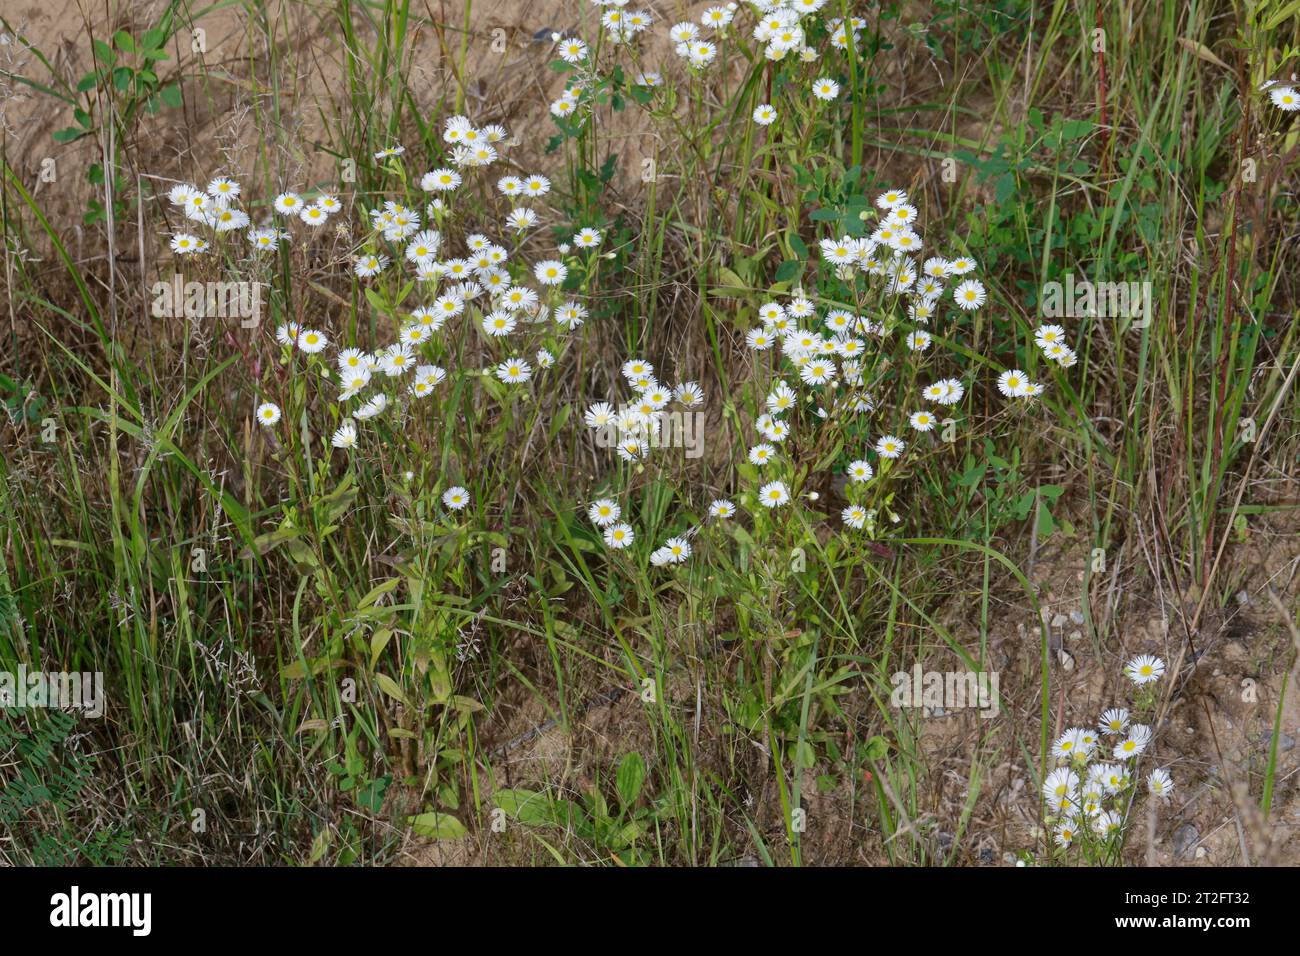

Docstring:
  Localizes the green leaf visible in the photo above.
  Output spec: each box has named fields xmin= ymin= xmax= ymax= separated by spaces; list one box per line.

xmin=1060 ymin=119 xmax=1094 ymax=141
xmin=495 ymin=788 xmax=550 ymax=825
xmin=615 ymin=752 xmax=646 ymax=807
xmin=795 ymin=739 xmax=816 ymax=769
xmin=408 ymin=812 xmax=467 ymax=840
xmin=159 ymin=83 xmax=182 ymax=108
xmin=237 ymin=526 xmax=300 ymax=559
xmin=709 ymin=266 xmax=748 ymax=297
xmin=813 ymin=437 xmax=844 ymax=472
xmin=774 ymin=259 xmax=802 ymax=282
xmin=357 ymin=577 xmax=401 ymax=610
xmin=1034 ymin=498 xmax=1057 ymax=538
xmin=355 ymin=775 xmax=390 ymax=813
xmin=548 ymin=401 xmax=572 ymax=441
xmin=1265 ymin=0 xmax=1300 ymax=28
xmin=1038 ymin=483 xmax=1065 ymax=503
xmin=369 ymin=628 xmax=394 ymax=670
xmin=375 ymin=673 xmax=410 ymax=707
xmin=863 ymin=735 xmax=889 ymax=761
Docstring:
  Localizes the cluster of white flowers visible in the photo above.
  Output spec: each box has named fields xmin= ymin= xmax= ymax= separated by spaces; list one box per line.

xmin=558 ymin=0 xmax=863 ymax=125
xmin=540 ymin=2 xmax=1074 ymax=557
xmin=237 ymin=0 xmax=1086 ymax=580
xmin=750 ymin=3 xmax=863 ymax=63
xmin=583 ymin=359 xmax=703 ymax=464
xmin=595 ymin=2 xmax=654 ymax=44
xmin=1040 ymin=655 xmax=1174 ymax=852
xmin=1032 ymin=323 xmax=1078 ymax=368
xmin=773 ymin=191 xmax=1038 ymax=525
xmin=165 ymin=175 xmax=339 ymax=254
xmin=200 ymin=112 xmax=603 ymax=510
xmin=584 ymin=360 xmax=721 ymax=566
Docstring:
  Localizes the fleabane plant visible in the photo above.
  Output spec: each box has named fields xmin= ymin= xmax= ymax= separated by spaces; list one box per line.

xmin=159 ymin=113 xmax=608 ymax=513
xmin=152 ymin=108 xmax=624 ymax=647
xmin=550 ymin=0 xmax=1068 ymax=562
xmin=1029 ymin=655 xmax=1177 ymax=864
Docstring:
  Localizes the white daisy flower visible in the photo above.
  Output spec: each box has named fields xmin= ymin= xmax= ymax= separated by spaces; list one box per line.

xmin=709 ymin=499 xmax=735 ymax=519
xmin=874 ymin=435 xmax=905 ymax=458
xmin=1124 ymin=655 xmax=1165 ymax=685
xmin=604 ymin=523 xmax=634 ymax=549
xmin=496 ymin=358 xmax=533 ymax=384
xmin=953 ymin=279 xmax=986 ymax=310
xmin=1147 ymin=768 xmax=1174 ymax=799
xmin=846 ymin=459 xmax=874 ymax=483
xmin=331 ymin=422 xmax=358 ymax=449
xmin=589 ymin=499 xmax=621 ymax=527
xmin=758 ymin=481 xmax=790 ymax=508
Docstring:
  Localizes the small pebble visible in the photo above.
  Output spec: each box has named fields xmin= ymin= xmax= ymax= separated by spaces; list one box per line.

xmin=1259 ymin=730 xmax=1296 ymax=753
xmin=1173 ymin=822 xmax=1200 ymax=859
